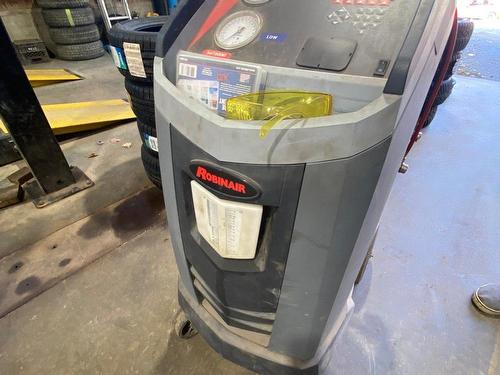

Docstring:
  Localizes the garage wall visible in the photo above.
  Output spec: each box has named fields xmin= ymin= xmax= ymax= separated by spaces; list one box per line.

xmin=0 ymin=0 xmax=32 ymax=10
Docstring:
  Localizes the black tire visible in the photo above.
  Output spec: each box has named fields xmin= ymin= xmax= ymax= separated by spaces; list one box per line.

xmin=108 ymin=16 xmax=168 ymax=82
xmin=36 ymin=0 xmax=89 ymax=8
xmin=434 ymin=78 xmax=455 ymax=106
xmin=141 ymin=144 xmax=162 ymax=189
xmin=422 ymin=105 xmax=437 ymax=128
xmin=42 ymin=7 xmax=94 ymax=27
xmin=455 ymin=18 xmax=474 ymax=53
xmin=125 ymin=78 xmax=155 ymax=124
xmin=55 ymin=40 xmax=105 ymax=60
xmin=444 ymin=52 xmax=461 ymax=80
xmin=49 ymin=24 xmax=99 ymax=44
xmin=137 ymin=121 xmax=158 ymax=154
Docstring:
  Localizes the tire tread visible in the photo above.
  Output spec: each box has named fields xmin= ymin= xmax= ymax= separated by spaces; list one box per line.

xmin=49 ymin=24 xmax=99 ymax=44
xmin=37 ymin=0 xmax=89 ymax=8
xmin=42 ymin=7 xmax=95 ymax=27
xmin=141 ymin=144 xmax=162 ymax=189
xmin=55 ymin=40 xmax=105 ymax=60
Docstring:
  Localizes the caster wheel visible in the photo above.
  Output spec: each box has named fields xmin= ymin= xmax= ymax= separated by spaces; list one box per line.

xmin=174 ymin=311 xmax=198 ymax=339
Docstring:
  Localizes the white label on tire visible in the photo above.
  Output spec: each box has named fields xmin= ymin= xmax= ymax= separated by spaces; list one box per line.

xmin=146 ymin=135 xmax=158 ymax=152
xmin=123 ymin=42 xmax=146 ymax=78
xmin=110 ymin=46 xmax=127 ymax=69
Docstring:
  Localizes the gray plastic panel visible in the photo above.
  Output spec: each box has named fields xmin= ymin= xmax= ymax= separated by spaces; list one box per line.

xmin=155 ymin=58 xmax=401 ymax=165
xmin=156 ymin=117 xmax=197 ymax=300
xmin=385 ymin=0 xmax=436 ymax=95
xmin=269 ymin=137 xmax=391 ymax=360
xmin=163 ymin=0 xmax=423 ymax=80
xmin=178 ymin=282 xmax=319 ymax=374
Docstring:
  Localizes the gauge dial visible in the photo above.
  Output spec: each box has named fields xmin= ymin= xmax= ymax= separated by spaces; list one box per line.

xmin=214 ymin=11 xmax=263 ymax=50
xmin=242 ymin=0 xmax=270 ymax=4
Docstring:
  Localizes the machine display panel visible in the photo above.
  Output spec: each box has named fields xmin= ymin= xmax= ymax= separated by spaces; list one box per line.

xmin=165 ymin=0 xmax=423 ymax=79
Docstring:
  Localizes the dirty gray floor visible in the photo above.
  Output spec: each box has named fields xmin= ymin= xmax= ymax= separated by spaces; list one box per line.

xmin=33 ymin=54 xmax=128 ymax=104
xmin=0 ymin=54 xmax=147 ymax=258
xmin=1 ymin=54 xmax=499 ymax=375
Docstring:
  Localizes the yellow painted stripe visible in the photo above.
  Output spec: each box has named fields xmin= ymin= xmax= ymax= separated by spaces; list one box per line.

xmin=0 ymin=99 xmax=135 ymax=135
xmin=25 ymin=69 xmax=82 ymax=87
xmin=65 ymin=9 xmax=75 ymax=27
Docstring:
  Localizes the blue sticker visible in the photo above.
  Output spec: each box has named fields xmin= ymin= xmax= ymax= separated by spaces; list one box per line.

xmin=260 ymin=33 xmax=288 ymax=43
xmin=110 ymin=46 xmax=127 ymax=70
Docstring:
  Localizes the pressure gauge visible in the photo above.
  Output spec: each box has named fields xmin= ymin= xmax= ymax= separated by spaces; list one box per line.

xmin=214 ymin=11 xmax=263 ymax=50
xmin=242 ymin=0 xmax=270 ymax=4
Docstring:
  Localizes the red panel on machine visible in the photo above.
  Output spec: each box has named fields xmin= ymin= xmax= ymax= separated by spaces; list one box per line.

xmin=189 ymin=0 xmax=239 ymax=48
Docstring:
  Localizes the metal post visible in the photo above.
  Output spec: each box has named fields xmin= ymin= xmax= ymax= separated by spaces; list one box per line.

xmin=0 ymin=19 xmax=93 ymax=208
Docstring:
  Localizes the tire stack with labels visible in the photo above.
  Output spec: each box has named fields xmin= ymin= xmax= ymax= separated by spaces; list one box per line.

xmin=423 ymin=18 xmax=474 ymax=128
xmin=108 ymin=17 xmax=168 ymax=189
xmin=37 ymin=0 xmax=104 ymax=60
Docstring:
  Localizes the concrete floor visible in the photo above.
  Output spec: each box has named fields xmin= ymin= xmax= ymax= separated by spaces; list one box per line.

xmin=0 ymin=54 xmax=499 ymax=375
xmin=327 ymin=75 xmax=500 ymax=374
xmin=457 ymin=20 xmax=500 ymax=81
xmin=0 ymin=55 xmax=147 ymax=258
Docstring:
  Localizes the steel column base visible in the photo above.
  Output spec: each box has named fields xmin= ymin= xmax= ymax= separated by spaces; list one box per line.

xmin=23 ymin=166 xmax=94 ymax=208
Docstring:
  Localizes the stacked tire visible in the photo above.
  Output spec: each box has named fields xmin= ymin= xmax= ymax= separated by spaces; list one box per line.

xmin=108 ymin=17 xmax=169 ymax=189
xmin=422 ymin=18 xmax=474 ymax=128
xmin=445 ymin=18 xmax=475 ymax=80
xmin=37 ymin=0 xmax=104 ymax=60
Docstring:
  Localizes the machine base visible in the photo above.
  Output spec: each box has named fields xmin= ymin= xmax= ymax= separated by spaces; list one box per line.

xmin=178 ymin=283 xmax=319 ymax=375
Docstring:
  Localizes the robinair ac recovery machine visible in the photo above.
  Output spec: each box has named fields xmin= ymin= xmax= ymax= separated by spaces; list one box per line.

xmin=154 ymin=0 xmax=454 ymax=373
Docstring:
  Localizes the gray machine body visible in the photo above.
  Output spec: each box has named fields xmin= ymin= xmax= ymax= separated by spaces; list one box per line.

xmin=154 ymin=0 xmax=455 ymax=373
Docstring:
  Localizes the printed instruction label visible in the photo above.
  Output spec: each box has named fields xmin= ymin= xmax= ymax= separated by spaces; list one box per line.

xmin=123 ymin=42 xmax=147 ymax=78
xmin=191 ymin=180 xmax=263 ymax=259
xmin=145 ymin=135 xmax=158 ymax=152
xmin=110 ymin=46 xmax=127 ymax=70
xmin=177 ymin=53 xmax=265 ymax=116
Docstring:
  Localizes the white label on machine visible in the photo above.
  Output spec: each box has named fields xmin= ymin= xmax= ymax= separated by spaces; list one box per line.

xmin=191 ymin=181 xmax=263 ymax=259
xmin=123 ymin=42 xmax=147 ymax=78
xmin=178 ymin=63 xmax=198 ymax=78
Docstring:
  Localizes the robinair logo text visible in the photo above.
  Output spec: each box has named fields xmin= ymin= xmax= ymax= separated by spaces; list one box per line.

xmin=189 ymin=161 xmax=261 ymax=199
xmin=195 ymin=166 xmax=246 ymax=194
